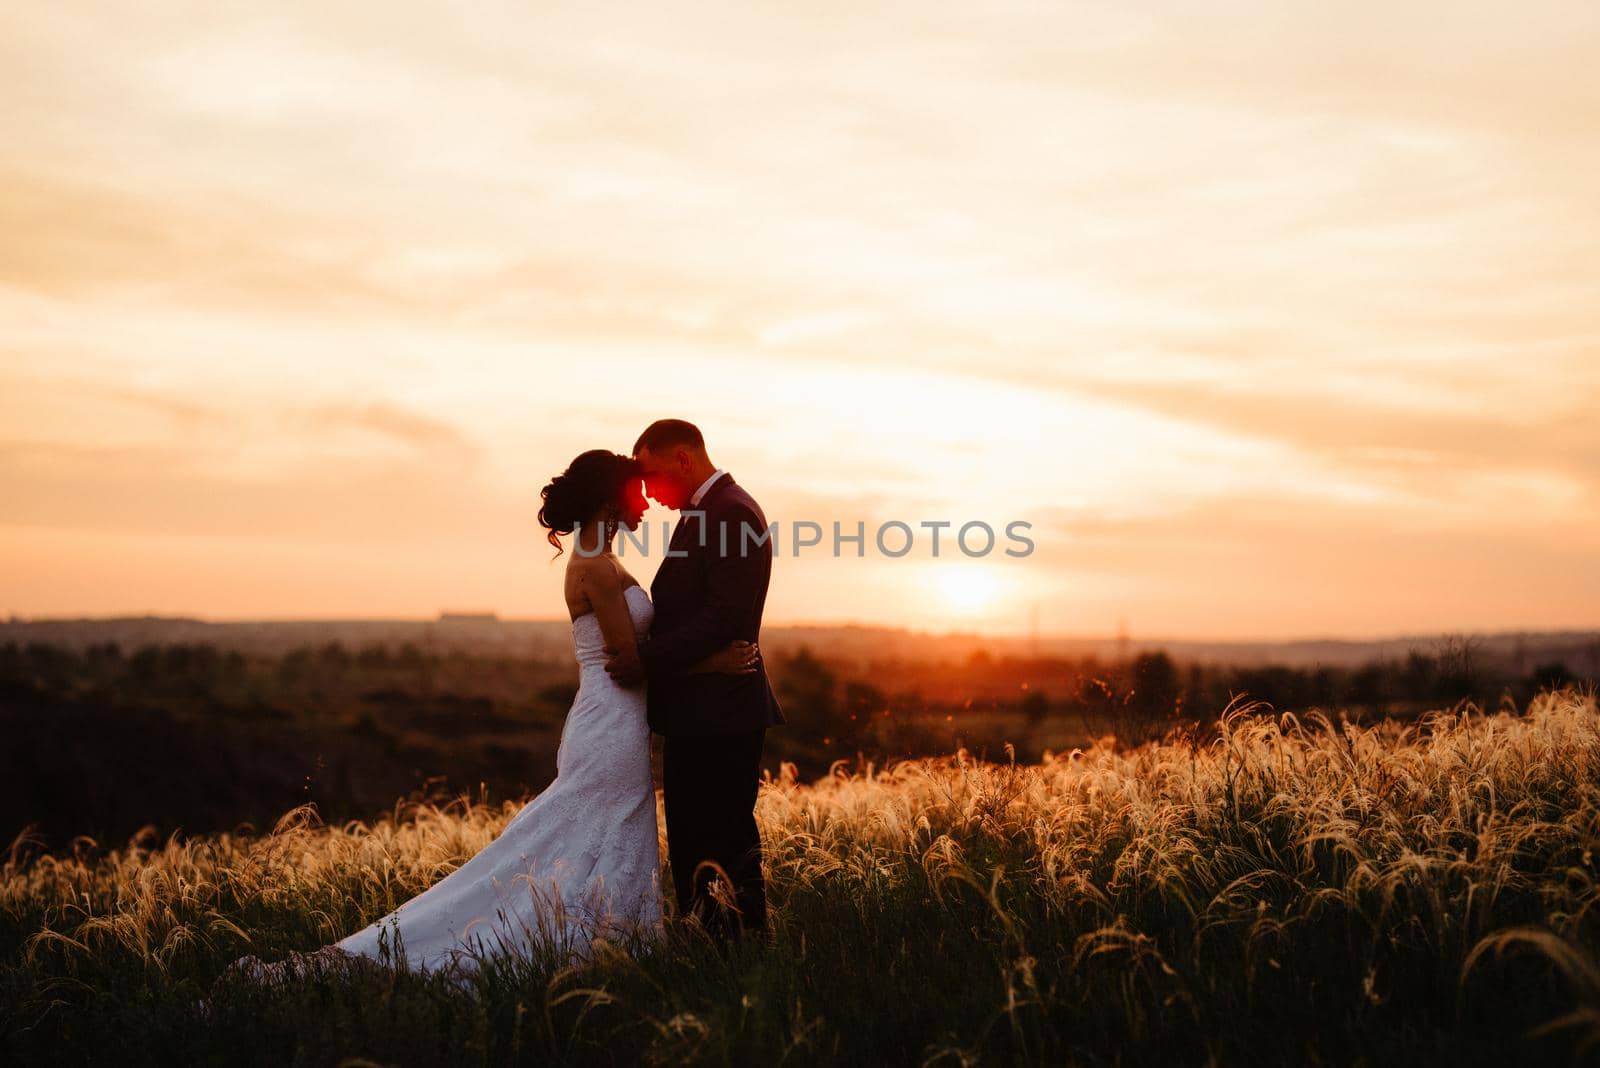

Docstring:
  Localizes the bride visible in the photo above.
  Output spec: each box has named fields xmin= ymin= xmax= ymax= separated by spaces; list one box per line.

xmin=225 ymin=449 xmax=759 ymax=984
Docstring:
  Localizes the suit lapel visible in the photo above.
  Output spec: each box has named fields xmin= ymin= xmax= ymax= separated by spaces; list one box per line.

xmin=670 ymin=474 xmax=735 ymax=553
xmin=700 ymin=473 xmax=736 ymax=509
xmin=656 ymin=475 xmax=738 ymax=592
xmin=659 ymin=510 xmax=698 ymax=583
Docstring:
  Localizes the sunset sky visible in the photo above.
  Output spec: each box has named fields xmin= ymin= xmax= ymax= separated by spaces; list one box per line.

xmin=2 ymin=2 xmax=1597 ymax=639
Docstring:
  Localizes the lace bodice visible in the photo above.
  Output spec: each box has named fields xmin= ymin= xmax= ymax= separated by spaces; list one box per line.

xmin=572 ymin=585 xmax=654 ymax=670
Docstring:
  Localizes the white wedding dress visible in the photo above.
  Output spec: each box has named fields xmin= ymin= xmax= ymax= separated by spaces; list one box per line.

xmin=229 ymin=584 xmax=661 ymax=984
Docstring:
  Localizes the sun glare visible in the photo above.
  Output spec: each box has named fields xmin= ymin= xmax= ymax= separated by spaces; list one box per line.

xmin=935 ymin=567 xmax=1002 ymax=615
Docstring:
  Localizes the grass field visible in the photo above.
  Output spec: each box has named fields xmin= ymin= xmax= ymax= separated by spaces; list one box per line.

xmin=5 ymin=688 xmax=1600 ymax=1065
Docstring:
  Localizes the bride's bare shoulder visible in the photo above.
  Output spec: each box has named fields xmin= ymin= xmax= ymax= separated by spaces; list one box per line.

xmin=571 ymin=553 xmax=640 ymax=587
xmin=561 ymin=553 xmax=614 ymax=618
xmin=568 ymin=554 xmax=625 ymax=593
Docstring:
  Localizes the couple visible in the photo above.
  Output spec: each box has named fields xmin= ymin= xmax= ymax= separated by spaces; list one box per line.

xmin=230 ymin=419 xmax=784 ymax=983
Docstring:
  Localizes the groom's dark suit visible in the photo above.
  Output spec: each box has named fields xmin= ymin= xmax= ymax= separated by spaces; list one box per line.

xmin=638 ymin=472 xmax=784 ymax=934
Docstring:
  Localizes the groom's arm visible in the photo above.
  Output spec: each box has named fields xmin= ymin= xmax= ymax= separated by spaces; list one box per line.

xmin=638 ymin=503 xmax=768 ymax=677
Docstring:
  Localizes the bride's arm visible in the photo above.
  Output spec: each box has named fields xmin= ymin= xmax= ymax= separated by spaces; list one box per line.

xmin=579 ymin=563 xmax=646 ymax=684
xmin=589 ymin=558 xmax=756 ymax=680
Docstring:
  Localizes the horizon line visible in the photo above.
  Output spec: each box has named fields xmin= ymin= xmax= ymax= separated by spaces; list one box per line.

xmin=5 ymin=612 xmax=1598 ymax=648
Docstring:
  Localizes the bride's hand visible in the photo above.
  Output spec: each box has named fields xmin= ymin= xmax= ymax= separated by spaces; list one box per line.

xmin=689 ymin=640 xmax=760 ymax=674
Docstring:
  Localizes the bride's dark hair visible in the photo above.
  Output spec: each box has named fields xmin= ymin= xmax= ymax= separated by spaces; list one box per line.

xmin=538 ymin=449 xmax=641 ymax=556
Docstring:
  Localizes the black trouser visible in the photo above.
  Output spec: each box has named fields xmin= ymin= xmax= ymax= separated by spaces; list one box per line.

xmin=662 ymin=729 xmax=767 ymax=937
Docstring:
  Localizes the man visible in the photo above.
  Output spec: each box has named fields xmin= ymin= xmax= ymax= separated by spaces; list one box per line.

xmin=605 ymin=418 xmax=785 ymax=938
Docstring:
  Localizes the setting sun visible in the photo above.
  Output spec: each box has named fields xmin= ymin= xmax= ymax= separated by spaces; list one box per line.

xmin=934 ymin=568 xmax=1003 ymax=616
xmin=0 ymin=2 xmax=1596 ymax=641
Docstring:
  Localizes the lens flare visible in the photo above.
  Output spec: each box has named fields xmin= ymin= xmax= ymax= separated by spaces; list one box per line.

xmin=935 ymin=567 xmax=1001 ymax=614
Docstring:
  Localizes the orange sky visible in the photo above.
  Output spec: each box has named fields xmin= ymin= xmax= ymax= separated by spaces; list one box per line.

xmin=2 ymin=2 xmax=1598 ymax=639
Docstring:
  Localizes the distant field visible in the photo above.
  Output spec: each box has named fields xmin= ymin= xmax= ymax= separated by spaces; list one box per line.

xmin=6 ymin=615 xmax=1599 ymax=670
xmin=6 ymin=629 xmax=1593 ymax=852
xmin=5 ymin=688 xmax=1599 ymax=1065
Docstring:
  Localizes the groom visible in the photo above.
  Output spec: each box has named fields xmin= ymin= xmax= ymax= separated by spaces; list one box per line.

xmin=604 ymin=418 xmax=785 ymax=938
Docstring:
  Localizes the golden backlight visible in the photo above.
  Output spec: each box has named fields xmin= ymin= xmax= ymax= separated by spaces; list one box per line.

xmin=0 ymin=3 xmax=1597 ymax=639
xmin=934 ymin=569 xmax=1004 ymax=617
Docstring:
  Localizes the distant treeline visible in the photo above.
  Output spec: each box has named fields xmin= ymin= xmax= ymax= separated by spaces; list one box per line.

xmin=2 ymin=637 xmax=1591 ymax=854
xmin=780 ymin=642 xmax=1587 ymax=766
xmin=1 ymin=639 xmax=578 ymax=857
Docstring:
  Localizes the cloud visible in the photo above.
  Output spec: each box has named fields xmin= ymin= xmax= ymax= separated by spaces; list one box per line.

xmin=1 ymin=1 xmax=1596 ymax=632
xmin=303 ymin=402 xmax=480 ymax=460
xmin=1060 ymin=378 xmax=1600 ymax=511
xmin=1019 ymin=489 xmax=1600 ymax=638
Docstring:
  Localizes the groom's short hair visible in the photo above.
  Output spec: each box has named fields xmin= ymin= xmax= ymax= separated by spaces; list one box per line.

xmin=634 ymin=419 xmax=704 ymax=455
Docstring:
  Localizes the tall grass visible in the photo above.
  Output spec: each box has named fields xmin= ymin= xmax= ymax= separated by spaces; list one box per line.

xmin=5 ymin=688 xmax=1600 ymax=1065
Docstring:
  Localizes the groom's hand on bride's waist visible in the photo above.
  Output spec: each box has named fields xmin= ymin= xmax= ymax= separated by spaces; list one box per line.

xmin=603 ymin=644 xmax=646 ymax=687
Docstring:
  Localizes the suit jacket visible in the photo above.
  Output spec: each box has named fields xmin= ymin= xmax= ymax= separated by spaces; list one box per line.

xmin=639 ymin=473 xmax=786 ymax=736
